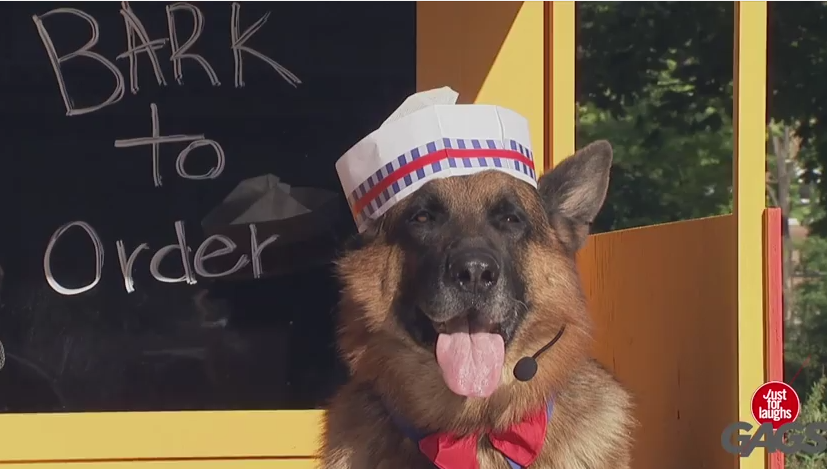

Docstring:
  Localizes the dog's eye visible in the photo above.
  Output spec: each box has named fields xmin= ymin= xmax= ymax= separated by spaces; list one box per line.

xmin=410 ymin=210 xmax=434 ymax=224
xmin=504 ymin=214 xmax=521 ymax=224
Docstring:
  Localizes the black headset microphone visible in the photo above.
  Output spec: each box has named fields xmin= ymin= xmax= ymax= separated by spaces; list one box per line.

xmin=512 ymin=324 xmax=567 ymax=382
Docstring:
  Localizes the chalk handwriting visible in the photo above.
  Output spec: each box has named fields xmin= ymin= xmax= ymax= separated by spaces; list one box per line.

xmin=44 ymin=221 xmax=279 ymax=295
xmin=114 ymin=103 xmax=225 ymax=187
xmin=117 ymin=1 xmax=168 ymax=94
xmin=32 ymin=8 xmax=126 ymax=116
xmin=35 ymin=3 xmax=301 ymax=115
xmin=116 ymin=240 xmax=149 ymax=294
xmin=249 ymin=224 xmax=279 ymax=279
xmin=149 ymin=221 xmax=197 ymax=285
xmin=43 ymin=221 xmax=105 ymax=296
xmin=166 ymin=2 xmax=221 ymax=86
xmin=175 ymin=139 xmax=227 ymax=181
xmin=0 ymin=339 xmax=5 ymax=371
xmin=194 ymin=235 xmax=250 ymax=278
xmin=34 ymin=3 xmax=300 ymax=296
xmin=231 ymin=2 xmax=301 ymax=88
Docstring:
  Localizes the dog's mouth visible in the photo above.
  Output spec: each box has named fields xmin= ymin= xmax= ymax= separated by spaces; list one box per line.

xmin=427 ymin=311 xmax=507 ymax=399
xmin=431 ymin=313 xmax=506 ymax=338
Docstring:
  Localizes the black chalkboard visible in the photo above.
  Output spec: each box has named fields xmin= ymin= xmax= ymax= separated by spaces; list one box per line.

xmin=0 ymin=1 xmax=415 ymax=412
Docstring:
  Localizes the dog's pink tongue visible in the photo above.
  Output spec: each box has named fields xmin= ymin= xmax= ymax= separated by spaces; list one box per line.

xmin=435 ymin=318 xmax=505 ymax=398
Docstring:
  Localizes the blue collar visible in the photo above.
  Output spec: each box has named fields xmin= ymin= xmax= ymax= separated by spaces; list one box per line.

xmin=386 ymin=399 xmax=554 ymax=469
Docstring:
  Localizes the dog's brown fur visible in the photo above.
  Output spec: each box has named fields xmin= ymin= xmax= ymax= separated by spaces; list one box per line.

xmin=322 ymin=141 xmax=634 ymax=469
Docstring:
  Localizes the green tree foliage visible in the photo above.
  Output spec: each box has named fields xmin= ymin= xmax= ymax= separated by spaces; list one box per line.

xmin=576 ymin=6 xmax=827 ymax=462
xmin=578 ymin=98 xmax=732 ymax=232
xmin=577 ymin=2 xmax=735 ymax=233
xmin=787 ymin=374 xmax=827 ymax=469
xmin=788 ymin=237 xmax=827 ymax=397
xmin=578 ymin=2 xmax=734 ymax=138
xmin=578 ymin=1 xmax=827 ymax=234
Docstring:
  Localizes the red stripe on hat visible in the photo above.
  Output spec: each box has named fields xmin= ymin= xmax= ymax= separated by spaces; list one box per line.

xmin=351 ymin=148 xmax=535 ymax=218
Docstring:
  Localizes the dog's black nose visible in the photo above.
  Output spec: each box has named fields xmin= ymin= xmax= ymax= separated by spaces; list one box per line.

xmin=448 ymin=250 xmax=500 ymax=293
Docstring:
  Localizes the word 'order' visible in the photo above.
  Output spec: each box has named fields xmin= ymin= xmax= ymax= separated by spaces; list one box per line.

xmin=44 ymin=220 xmax=278 ymax=296
xmin=33 ymin=1 xmax=301 ymax=117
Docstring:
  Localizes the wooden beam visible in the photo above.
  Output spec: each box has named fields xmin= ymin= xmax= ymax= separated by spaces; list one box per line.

xmin=418 ymin=2 xmax=545 ymax=175
xmin=764 ymin=208 xmax=785 ymax=469
xmin=734 ymin=3 xmax=769 ymax=469
xmin=547 ymin=1 xmax=576 ymax=168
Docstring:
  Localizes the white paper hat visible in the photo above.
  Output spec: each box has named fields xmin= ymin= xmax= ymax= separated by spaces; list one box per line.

xmin=336 ymin=87 xmax=536 ymax=233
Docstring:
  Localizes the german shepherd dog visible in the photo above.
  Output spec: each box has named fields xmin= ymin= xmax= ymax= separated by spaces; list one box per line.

xmin=322 ymin=141 xmax=634 ymax=469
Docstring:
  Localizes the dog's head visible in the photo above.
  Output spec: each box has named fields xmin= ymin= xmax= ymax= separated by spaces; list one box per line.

xmin=336 ymin=141 xmax=612 ymax=422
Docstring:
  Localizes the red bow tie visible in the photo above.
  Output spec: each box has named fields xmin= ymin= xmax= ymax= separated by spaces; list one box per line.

xmin=416 ymin=405 xmax=549 ymax=469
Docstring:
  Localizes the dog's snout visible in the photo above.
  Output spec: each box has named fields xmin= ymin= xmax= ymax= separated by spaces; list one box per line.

xmin=447 ymin=250 xmax=500 ymax=293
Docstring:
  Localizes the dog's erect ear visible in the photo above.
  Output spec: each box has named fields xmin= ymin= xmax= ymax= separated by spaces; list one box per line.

xmin=537 ymin=140 xmax=613 ymax=253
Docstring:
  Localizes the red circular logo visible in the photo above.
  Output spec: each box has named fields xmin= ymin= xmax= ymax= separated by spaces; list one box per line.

xmin=751 ymin=381 xmax=801 ymax=429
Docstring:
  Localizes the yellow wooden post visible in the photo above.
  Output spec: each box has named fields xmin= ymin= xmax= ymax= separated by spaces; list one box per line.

xmin=417 ymin=2 xmax=544 ymax=174
xmin=548 ymin=1 xmax=576 ymax=168
xmin=734 ymin=3 xmax=768 ymax=469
